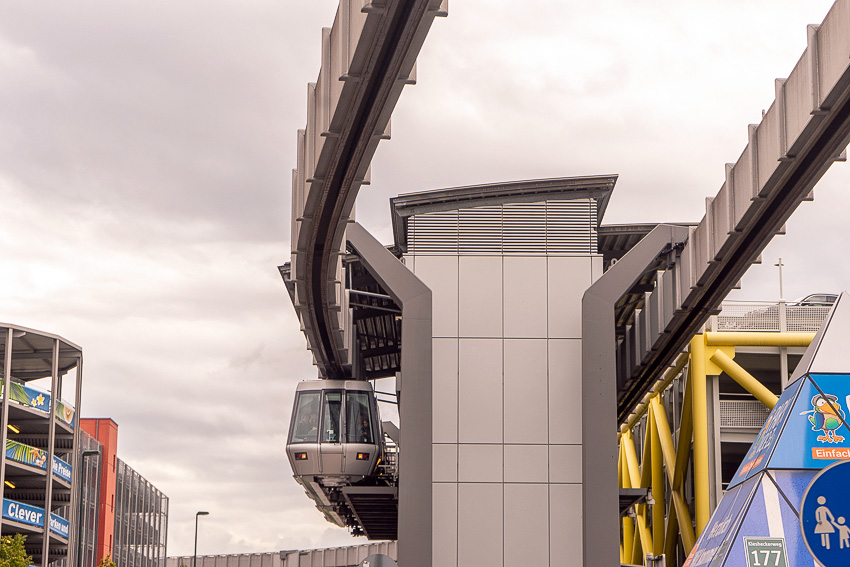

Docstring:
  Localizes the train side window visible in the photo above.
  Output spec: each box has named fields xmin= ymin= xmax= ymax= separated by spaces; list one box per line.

xmin=290 ymin=391 xmax=320 ymax=443
xmin=345 ymin=392 xmax=373 ymax=444
xmin=322 ymin=391 xmax=342 ymax=443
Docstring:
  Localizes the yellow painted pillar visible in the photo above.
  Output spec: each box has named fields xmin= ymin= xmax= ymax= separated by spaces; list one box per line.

xmin=649 ymin=404 xmax=665 ymax=556
xmin=690 ymin=334 xmax=711 ymax=536
xmin=620 ymin=443 xmax=634 ymax=562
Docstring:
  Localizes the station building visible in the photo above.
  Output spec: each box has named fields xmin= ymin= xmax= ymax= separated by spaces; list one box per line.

xmin=285 ymin=176 xmax=831 ymax=567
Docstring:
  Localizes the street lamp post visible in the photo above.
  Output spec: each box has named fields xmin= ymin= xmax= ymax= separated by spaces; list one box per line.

xmin=193 ymin=511 xmax=209 ymax=567
xmin=77 ymin=450 xmax=101 ymax=567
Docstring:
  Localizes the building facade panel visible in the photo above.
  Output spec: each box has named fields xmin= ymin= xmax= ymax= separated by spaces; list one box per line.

xmin=457 ymin=339 xmax=502 ymax=444
xmin=431 ymin=483 xmax=458 ymax=567
xmin=457 ymin=444 xmax=502 ymax=483
xmin=547 ymin=256 xmax=593 ymax=338
xmin=504 ymin=483 xmax=549 ymax=566
xmin=503 ymin=257 xmax=548 ymax=338
xmin=458 ymin=256 xmax=502 ymax=338
xmin=504 ymin=445 xmax=548 ymax=483
xmin=503 ymin=339 xmax=548 ymax=444
xmin=548 ymin=339 xmax=583 ymax=445
xmin=432 ymin=444 xmax=458 ymax=483
xmin=457 ymin=483 xmax=502 ymax=567
xmin=412 ymin=255 xmax=459 ymax=338
xmin=432 ymin=339 xmax=458 ymax=444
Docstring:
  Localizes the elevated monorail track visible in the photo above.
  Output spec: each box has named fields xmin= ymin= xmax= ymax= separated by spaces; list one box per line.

xmin=288 ymin=0 xmax=446 ymax=380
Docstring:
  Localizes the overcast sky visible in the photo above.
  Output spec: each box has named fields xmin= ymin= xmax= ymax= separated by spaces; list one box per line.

xmin=0 ymin=0 xmax=847 ymax=558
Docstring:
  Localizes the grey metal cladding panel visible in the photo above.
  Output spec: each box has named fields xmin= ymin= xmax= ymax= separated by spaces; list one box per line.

xmin=731 ymin=144 xmax=755 ymax=230
xmin=457 ymin=444 xmax=502 ymax=483
xmin=785 ymin=52 xmax=812 ymax=148
xmin=457 ymin=483 xmax=502 ymax=566
xmin=432 ymin=483 xmax=458 ymax=567
xmin=458 ymin=339 xmax=502 ymax=443
xmin=504 ymin=484 xmax=549 ymax=566
xmin=504 ymin=444 xmax=548 ymax=483
xmin=756 ymin=102 xmax=783 ymax=196
xmin=648 ymin=288 xmax=660 ymax=342
xmin=432 ymin=338 xmax=458 ymax=443
xmin=458 ymin=256 xmax=502 ymax=337
xmin=504 ymin=339 xmax=548 ymax=443
xmin=503 ymin=257 xmax=547 ymax=338
xmin=818 ymin=0 xmax=850 ymax=108
xmin=550 ymin=484 xmax=583 ymax=561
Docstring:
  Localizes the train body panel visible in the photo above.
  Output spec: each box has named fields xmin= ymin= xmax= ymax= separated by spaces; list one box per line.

xmin=286 ymin=379 xmax=383 ymax=485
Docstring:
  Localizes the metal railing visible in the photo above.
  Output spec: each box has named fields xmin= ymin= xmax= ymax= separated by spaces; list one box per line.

xmin=714 ymin=301 xmax=830 ymax=332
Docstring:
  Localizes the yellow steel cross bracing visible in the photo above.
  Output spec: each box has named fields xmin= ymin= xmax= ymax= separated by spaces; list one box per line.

xmin=649 ymin=407 xmax=665 ymax=557
xmin=650 ymin=395 xmax=696 ymax=554
xmin=690 ymin=334 xmax=710 ymax=536
xmin=620 ymin=442 xmax=634 ymax=562
xmin=623 ymin=430 xmax=653 ymax=563
xmin=710 ymin=349 xmax=779 ymax=409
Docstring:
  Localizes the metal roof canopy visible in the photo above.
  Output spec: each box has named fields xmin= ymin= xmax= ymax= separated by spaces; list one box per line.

xmin=390 ymin=175 xmax=617 ymax=252
xmin=583 ymin=3 xmax=850 ymax=567
xmin=0 ymin=324 xmax=81 ymax=380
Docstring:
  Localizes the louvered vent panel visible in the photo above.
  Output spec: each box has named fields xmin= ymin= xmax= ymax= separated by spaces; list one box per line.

xmin=503 ymin=203 xmax=547 ymax=254
xmin=459 ymin=206 xmax=502 ymax=253
xmin=407 ymin=199 xmax=598 ymax=254
xmin=546 ymin=199 xmax=596 ymax=254
xmin=408 ymin=212 xmax=458 ymax=253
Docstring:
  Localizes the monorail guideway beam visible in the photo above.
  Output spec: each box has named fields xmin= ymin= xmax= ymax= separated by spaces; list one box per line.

xmin=288 ymin=0 xmax=447 ymax=381
xmin=584 ymin=3 xmax=850 ymax=566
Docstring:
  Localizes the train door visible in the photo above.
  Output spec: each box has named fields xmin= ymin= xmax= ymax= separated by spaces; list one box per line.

xmin=319 ymin=390 xmax=344 ymax=473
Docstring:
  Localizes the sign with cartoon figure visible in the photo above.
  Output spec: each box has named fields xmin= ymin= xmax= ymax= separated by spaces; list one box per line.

xmin=729 ymin=374 xmax=850 ymax=489
xmin=800 ymin=459 xmax=850 ymax=566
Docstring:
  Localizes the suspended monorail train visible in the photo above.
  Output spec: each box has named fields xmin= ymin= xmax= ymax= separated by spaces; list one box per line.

xmin=286 ymin=380 xmax=384 ymax=487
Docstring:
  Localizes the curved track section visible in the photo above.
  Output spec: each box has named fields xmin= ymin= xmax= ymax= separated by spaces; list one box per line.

xmin=289 ymin=0 xmax=446 ymax=379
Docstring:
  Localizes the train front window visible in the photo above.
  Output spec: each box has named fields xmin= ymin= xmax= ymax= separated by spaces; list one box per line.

xmin=345 ymin=392 xmax=374 ymax=444
xmin=321 ymin=391 xmax=342 ymax=443
xmin=290 ymin=391 xmax=320 ymax=443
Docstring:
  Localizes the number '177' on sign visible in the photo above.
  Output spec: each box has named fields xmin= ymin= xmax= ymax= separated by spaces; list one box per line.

xmin=744 ymin=538 xmax=788 ymax=567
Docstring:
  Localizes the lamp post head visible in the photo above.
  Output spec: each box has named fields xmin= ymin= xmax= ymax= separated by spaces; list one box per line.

xmin=196 ymin=511 xmax=209 ymax=517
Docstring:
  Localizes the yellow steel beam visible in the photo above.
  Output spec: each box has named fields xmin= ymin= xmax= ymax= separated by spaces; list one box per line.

xmin=705 ymin=331 xmax=815 ymax=347
xmin=620 ymin=352 xmax=690 ymax=434
xmin=649 ymin=405 xmax=665 ymax=556
xmin=649 ymin=396 xmax=696 ymax=553
xmin=620 ymin=443 xmax=634 ymax=562
xmin=690 ymin=334 xmax=711 ymax=536
xmin=673 ymin=368 xmax=694 ymax=492
xmin=623 ymin=431 xmax=653 ymax=561
xmin=710 ymin=349 xmax=779 ymax=409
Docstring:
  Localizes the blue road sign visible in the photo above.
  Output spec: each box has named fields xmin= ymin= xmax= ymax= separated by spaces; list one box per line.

xmin=800 ymin=460 xmax=850 ymax=566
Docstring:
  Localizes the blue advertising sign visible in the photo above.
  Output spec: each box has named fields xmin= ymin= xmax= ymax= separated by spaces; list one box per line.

xmin=3 ymin=499 xmax=44 ymax=529
xmin=728 ymin=379 xmax=803 ymax=488
xmin=49 ymin=512 xmax=69 ymax=538
xmin=6 ymin=440 xmax=73 ymax=482
xmin=800 ymin=460 xmax=850 ymax=566
xmin=52 ymin=456 xmax=72 ymax=483
xmin=770 ymin=375 xmax=850 ymax=468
